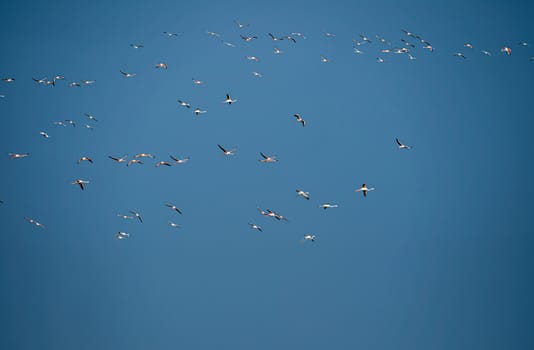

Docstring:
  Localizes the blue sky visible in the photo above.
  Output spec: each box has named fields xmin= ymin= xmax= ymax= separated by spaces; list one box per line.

xmin=1 ymin=0 xmax=533 ymax=349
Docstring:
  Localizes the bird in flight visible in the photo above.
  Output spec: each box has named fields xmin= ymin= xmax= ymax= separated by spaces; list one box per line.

xmin=163 ymin=31 xmax=178 ymax=37
xmin=2 ymin=78 xmax=15 ymax=82
xmin=8 ymin=153 xmax=29 ymax=158
xmin=120 ymin=70 xmax=136 ymax=77
xmin=396 ymin=138 xmax=412 ymax=150
xmin=223 ymin=94 xmax=237 ymax=104
xmin=155 ymin=63 xmax=168 ymax=69
xmin=355 ymin=183 xmax=375 ymax=198
xmin=453 ymin=52 xmax=466 ymax=59
xmin=259 ymin=152 xmax=277 ymax=163
xmin=32 ymin=77 xmax=48 ymax=84
xmin=81 ymin=80 xmax=95 ymax=85
xmin=320 ymin=55 xmax=331 ymax=63
xmin=155 ymin=161 xmax=172 ymax=167
xmin=296 ymin=189 xmax=310 ymax=200
xmin=135 ymin=153 xmax=155 ymax=159
xmin=292 ymin=114 xmax=306 ymax=127
xmin=39 ymin=131 xmax=50 ymax=139
xmin=165 ymin=203 xmax=183 ymax=214
xmin=249 ymin=223 xmax=263 ymax=232
xmin=117 ymin=213 xmax=134 ymax=220
xmin=178 ymin=100 xmax=191 ymax=108
xmin=234 ymin=20 xmax=250 ymax=29
xmin=480 ymin=50 xmax=492 ymax=56
xmin=168 ymin=221 xmax=181 ymax=228
xmin=194 ymin=108 xmax=207 ymax=116
xmin=71 ymin=179 xmax=90 ymax=190
xmin=84 ymin=113 xmax=98 ymax=122
xmin=77 ymin=156 xmax=93 ymax=164
xmin=218 ymin=144 xmax=236 ymax=156
xmin=240 ymin=35 xmax=257 ymax=42
xmin=246 ymin=55 xmax=260 ymax=62
xmin=222 ymin=41 xmax=236 ymax=48
xmin=273 ymin=47 xmax=282 ymax=54
xmin=69 ymin=82 xmax=81 ymax=87
xmin=252 ymin=71 xmax=263 ymax=78
xmin=324 ymin=32 xmax=336 ymax=38
xmin=25 ymin=217 xmax=45 ymax=228
xmin=319 ymin=203 xmax=338 ymax=210
xmin=501 ymin=46 xmax=512 ymax=55
xmin=109 ymin=154 xmax=128 ymax=163
xmin=170 ymin=155 xmax=190 ymax=164
xmin=130 ymin=44 xmax=144 ymax=49
xmin=206 ymin=31 xmax=220 ymax=37
xmin=115 ymin=232 xmax=130 ymax=240
xmin=127 ymin=159 xmax=143 ymax=167
xmin=303 ymin=234 xmax=316 ymax=242
xmin=129 ymin=210 xmax=143 ymax=223
xmin=192 ymin=78 xmax=205 ymax=85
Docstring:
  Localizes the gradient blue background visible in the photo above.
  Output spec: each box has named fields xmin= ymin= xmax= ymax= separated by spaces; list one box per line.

xmin=1 ymin=0 xmax=533 ymax=349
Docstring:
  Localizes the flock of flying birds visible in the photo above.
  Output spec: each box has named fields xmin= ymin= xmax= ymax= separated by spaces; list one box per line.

xmin=2 ymin=19 xmax=532 ymax=243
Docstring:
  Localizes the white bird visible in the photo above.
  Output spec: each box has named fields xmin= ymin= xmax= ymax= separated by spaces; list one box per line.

xmin=296 ymin=189 xmax=310 ymax=200
xmin=32 ymin=77 xmax=48 ymax=84
xmin=319 ymin=203 xmax=338 ymax=210
xmin=252 ymin=71 xmax=263 ymax=78
xmin=320 ymin=55 xmax=331 ymax=63
xmin=464 ymin=43 xmax=474 ymax=49
xmin=109 ymin=154 xmax=128 ymax=163
xmin=192 ymin=78 xmax=205 ymax=85
xmin=117 ymin=214 xmax=134 ymax=220
xmin=130 ymin=44 xmax=144 ymax=49
xmin=292 ymin=113 xmax=306 ymax=127
xmin=84 ymin=113 xmax=98 ymax=122
xmin=165 ymin=203 xmax=183 ymax=214
xmin=115 ymin=232 xmax=130 ymax=240
xmin=178 ymin=100 xmax=191 ymax=108
xmin=25 ymin=217 xmax=45 ymax=228
xmin=163 ymin=31 xmax=178 ymax=37
xmin=246 ymin=55 xmax=260 ymax=62
xmin=127 ymin=159 xmax=143 ymax=167
xmin=69 ymin=82 xmax=81 ymax=87
xmin=155 ymin=63 xmax=168 ymax=69
xmin=480 ymin=50 xmax=492 ymax=56
xmin=353 ymin=47 xmax=364 ymax=54
xmin=249 ymin=223 xmax=263 ymax=232
xmin=194 ymin=108 xmax=207 ymax=116
xmin=78 ymin=156 xmax=93 ymax=164
xmin=501 ymin=46 xmax=512 ymax=55
xmin=324 ymin=32 xmax=336 ymax=38
xmin=223 ymin=94 xmax=237 ymax=104
xmin=273 ymin=47 xmax=282 ymax=54
xmin=218 ymin=144 xmax=236 ymax=156
xmin=376 ymin=57 xmax=385 ymax=63
xmin=453 ymin=52 xmax=466 ymax=59
xmin=71 ymin=179 xmax=90 ymax=190
xmin=168 ymin=221 xmax=181 ymax=228
xmin=206 ymin=31 xmax=220 ymax=37
xmin=259 ymin=152 xmax=277 ymax=163
xmin=240 ymin=35 xmax=257 ymax=42
xmin=234 ymin=20 xmax=250 ymax=29
xmin=303 ymin=234 xmax=316 ymax=242
xmin=129 ymin=210 xmax=143 ymax=223
xmin=355 ymin=183 xmax=375 ymax=198
xmin=8 ymin=153 xmax=30 ymax=159
xmin=170 ymin=155 xmax=190 ymax=164
xmin=65 ymin=119 xmax=76 ymax=127
xmin=134 ymin=153 xmax=155 ymax=159
xmin=155 ymin=161 xmax=172 ymax=167
xmin=81 ymin=80 xmax=96 ymax=85
xmin=120 ymin=70 xmax=136 ymax=77
xmin=222 ymin=41 xmax=236 ymax=48
xmin=39 ymin=131 xmax=50 ymax=139
xmin=2 ymin=78 xmax=15 ymax=82
xmin=268 ymin=33 xmax=284 ymax=41
xmin=396 ymin=138 xmax=412 ymax=150
xmin=84 ymin=124 xmax=94 ymax=131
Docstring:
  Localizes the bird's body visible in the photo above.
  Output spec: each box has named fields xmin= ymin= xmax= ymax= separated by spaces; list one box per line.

xmin=223 ymin=94 xmax=237 ymax=104
xmin=165 ymin=204 xmax=183 ymax=214
xmin=296 ymin=189 xmax=310 ymax=200
xmin=396 ymin=138 xmax=412 ymax=149
xmin=71 ymin=179 xmax=89 ymax=190
xmin=355 ymin=183 xmax=375 ymax=198
xmin=249 ymin=223 xmax=263 ymax=232
xmin=218 ymin=144 xmax=236 ymax=156
xmin=319 ymin=203 xmax=338 ymax=210
xmin=129 ymin=210 xmax=143 ymax=223
xmin=259 ymin=152 xmax=277 ymax=163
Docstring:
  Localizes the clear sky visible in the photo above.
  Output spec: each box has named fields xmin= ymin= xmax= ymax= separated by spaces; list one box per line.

xmin=1 ymin=0 xmax=533 ymax=349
